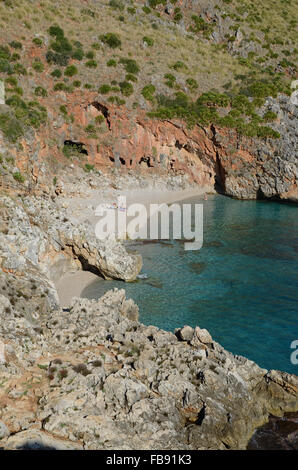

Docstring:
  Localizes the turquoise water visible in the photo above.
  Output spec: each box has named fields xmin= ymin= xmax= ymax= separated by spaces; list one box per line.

xmin=82 ymin=194 xmax=298 ymax=374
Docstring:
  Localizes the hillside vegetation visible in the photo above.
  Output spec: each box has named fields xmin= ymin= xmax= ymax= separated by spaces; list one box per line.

xmin=0 ymin=0 xmax=297 ymax=145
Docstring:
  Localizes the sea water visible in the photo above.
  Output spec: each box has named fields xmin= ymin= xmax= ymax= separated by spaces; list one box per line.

xmin=82 ymin=194 xmax=298 ymax=374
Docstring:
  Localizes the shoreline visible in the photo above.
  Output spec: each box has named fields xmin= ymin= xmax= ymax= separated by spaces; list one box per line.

xmin=55 ymin=185 xmax=213 ymax=306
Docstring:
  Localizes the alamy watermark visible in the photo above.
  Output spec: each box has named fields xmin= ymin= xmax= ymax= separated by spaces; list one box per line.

xmin=0 ymin=79 xmax=5 ymax=105
xmin=290 ymin=340 xmax=298 ymax=365
xmin=94 ymin=196 xmax=203 ymax=250
xmin=290 ymin=80 xmax=298 ymax=106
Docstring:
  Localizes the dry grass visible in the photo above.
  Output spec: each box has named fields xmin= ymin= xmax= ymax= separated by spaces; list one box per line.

xmin=0 ymin=0 xmax=265 ymax=104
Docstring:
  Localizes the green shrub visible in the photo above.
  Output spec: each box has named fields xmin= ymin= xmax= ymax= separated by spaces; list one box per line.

xmin=5 ymin=97 xmax=47 ymax=134
xmin=107 ymin=59 xmax=117 ymax=67
xmin=149 ymin=86 xmax=280 ymax=139
xmin=100 ymin=33 xmax=121 ymax=49
xmin=164 ymin=73 xmax=176 ymax=88
xmin=232 ymin=95 xmax=255 ymax=115
xmin=32 ymin=60 xmax=44 ymax=72
xmin=46 ymin=27 xmax=73 ymax=66
xmin=53 ymin=82 xmax=67 ymax=91
xmin=0 ymin=58 xmax=13 ymax=74
xmin=59 ymin=105 xmax=67 ymax=115
xmin=148 ymin=0 xmax=166 ymax=7
xmin=95 ymin=115 xmax=104 ymax=124
xmin=84 ymin=163 xmax=95 ymax=172
xmin=86 ymin=50 xmax=95 ymax=59
xmin=33 ymin=37 xmax=43 ymax=47
xmin=119 ymin=57 xmax=139 ymax=74
xmin=189 ymin=15 xmax=214 ymax=37
xmin=142 ymin=84 xmax=156 ymax=101
xmin=99 ymin=84 xmax=111 ymax=94
xmin=197 ymin=91 xmax=230 ymax=107
xmin=62 ymin=142 xmax=84 ymax=159
xmin=10 ymin=85 xmax=23 ymax=95
xmin=64 ymin=65 xmax=78 ymax=77
xmin=13 ymin=171 xmax=25 ymax=183
xmin=5 ymin=76 xmax=18 ymax=86
xmin=48 ymin=25 xmax=64 ymax=39
xmin=244 ymin=81 xmax=278 ymax=99
xmin=85 ymin=124 xmax=97 ymax=137
xmin=13 ymin=63 xmax=27 ymax=75
xmin=10 ymin=52 xmax=20 ymax=62
xmin=46 ymin=50 xmax=69 ymax=66
xmin=51 ymin=68 xmax=62 ymax=78
xmin=72 ymin=48 xmax=84 ymax=61
xmin=109 ymin=0 xmax=124 ymax=10
xmin=143 ymin=36 xmax=154 ymax=47
xmin=263 ymin=110 xmax=277 ymax=122
xmin=51 ymin=36 xmax=72 ymax=55
xmin=108 ymin=96 xmax=125 ymax=105
xmin=85 ymin=59 xmax=97 ymax=68
xmin=0 ymin=112 xmax=23 ymax=142
xmin=34 ymin=86 xmax=47 ymax=97
xmin=9 ymin=40 xmax=22 ymax=50
xmin=171 ymin=61 xmax=186 ymax=71
xmin=186 ymin=78 xmax=198 ymax=90
xmin=119 ymin=81 xmax=134 ymax=96
xmin=73 ymin=80 xmax=81 ymax=87
xmin=0 ymin=45 xmax=11 ymax=60
xmin=174 ymin=8 xmax=183 ymax=22
xmin=125 ymin=73 xmax=137 ymax=82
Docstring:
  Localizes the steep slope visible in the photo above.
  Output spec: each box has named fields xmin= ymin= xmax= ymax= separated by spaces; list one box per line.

xmin=0 ymin=0 xmax=297 ymax=200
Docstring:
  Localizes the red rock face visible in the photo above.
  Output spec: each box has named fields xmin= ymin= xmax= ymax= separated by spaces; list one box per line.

xmin=8 ymin=91 xmax=296 ymax=201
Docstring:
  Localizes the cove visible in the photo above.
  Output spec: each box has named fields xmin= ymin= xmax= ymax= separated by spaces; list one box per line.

xmin=82 ymin=194 xmax=298 ymax=374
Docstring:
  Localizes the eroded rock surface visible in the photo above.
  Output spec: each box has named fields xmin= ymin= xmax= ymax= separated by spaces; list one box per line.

xmin=0 ymin=194 xmax=142 ymax=284
xmin=0 ymin=287 xmax=297 ymax=450
xmin=3 ymin=91 xmax=297 ymax=203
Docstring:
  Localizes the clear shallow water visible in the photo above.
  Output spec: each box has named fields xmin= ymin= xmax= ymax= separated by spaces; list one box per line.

xmin=82 ymin=194 xmax=298 ymax=374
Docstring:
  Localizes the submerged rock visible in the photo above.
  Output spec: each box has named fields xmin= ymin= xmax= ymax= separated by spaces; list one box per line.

xmin=247 ymin=412 xmax=298 ymax=450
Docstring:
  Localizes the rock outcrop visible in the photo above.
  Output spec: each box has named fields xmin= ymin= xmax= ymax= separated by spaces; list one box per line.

xmin=0 ymin=288 xmax=297 ymax=450
xmin=0 ymin=180 xmax=297 ymax=450
xmin=0 ymin=194 xmax=142 ymax=284
xmin=5 ymin=91 xmax=297 ymax=203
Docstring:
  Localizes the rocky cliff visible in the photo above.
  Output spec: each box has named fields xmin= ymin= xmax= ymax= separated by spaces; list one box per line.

xmin=0 ymin=285 xmax=297 ymax=450
xmin=2 ymin=91 xmax=297 ymax=202
xmin=0 ymin=0 xmax=297 ymax=202
xmin=0 ymin=0 xmax=297 ymax=451
xmin=0 ymin=190 xmax=297 ymax=450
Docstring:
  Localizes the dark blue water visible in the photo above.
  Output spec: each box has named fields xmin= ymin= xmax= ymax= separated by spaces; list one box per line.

xmin=83 ymin=194 xmax=298 ymax=374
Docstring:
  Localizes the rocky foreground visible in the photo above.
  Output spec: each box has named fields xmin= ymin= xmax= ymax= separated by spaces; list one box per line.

xmin=0 ymin=190 xmax=297 ymax=450
xmin=0 ymin=287 xmax=297 ymax=450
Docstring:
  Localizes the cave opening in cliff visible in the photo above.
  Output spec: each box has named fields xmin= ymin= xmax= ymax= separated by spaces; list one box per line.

xmin=139 ymin=156 xmax=153 ymax=167
xmin=91 ymin=102 xmax=111 ymax=130
xmin=175 ymin=140 xmax=183 ymax=150
xmin=77 ymin=255 xmax=105 ymax=278
xmin=63 ymin=140 xmax=88 ymax=156
xmin=214 ymin=154 xmax=225 ymax=194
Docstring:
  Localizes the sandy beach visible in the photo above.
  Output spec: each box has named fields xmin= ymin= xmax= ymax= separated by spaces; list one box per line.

xmin=55 ymin=184 xmax=213 ymax=306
